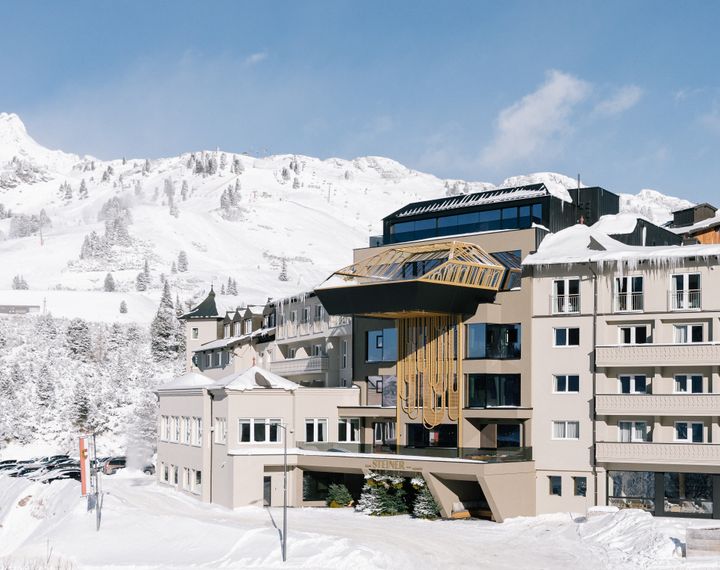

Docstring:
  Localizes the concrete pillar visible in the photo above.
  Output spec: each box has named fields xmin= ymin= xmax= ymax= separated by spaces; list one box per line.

xmin=653 ymin=416 xmax=661 ymax=442
xmin=653 ymin=367 xmax=662 ymax=395
xmin=712 ymin=367 xmax=720 ymax=393
xmin=712 ymin=417 xmax=720 ymax=445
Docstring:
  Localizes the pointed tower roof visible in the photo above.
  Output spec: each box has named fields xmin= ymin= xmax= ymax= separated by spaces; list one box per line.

xmin=180 ymin=286 xmax=222 ymax=320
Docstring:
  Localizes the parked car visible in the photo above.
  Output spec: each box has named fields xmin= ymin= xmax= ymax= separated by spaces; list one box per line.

xmin=142 ymin=463 xmax=155 ymax=475
xmin=103 ymin=456 xmax=126 ymax=475
xmin=38 ymin=468 xmax=81 ymax=484
xmin=10 ymin=465 xmax=45 ymax=478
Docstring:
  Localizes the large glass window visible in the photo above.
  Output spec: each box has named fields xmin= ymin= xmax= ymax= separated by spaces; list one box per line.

xmin=619 ymin=375 xmax=647 ymax=394
xmin=671 ymin=273 xmax=701 ymax=310
xmin=366 ymin=328 xmax=398 ymax=362
xmin=467 ymin=374 xmax=521 ymax=408
xmin=554 ymin=327 xmax=580 ymax=346
xmin=675 ymin=421 xmax=704 ymax=443
xmin=238 ymin=418 xmax=282 ymax=443
xmin=608 ymin=471 xmax=655 ymax=511
xmin=407 ymin=423 xmax=457 ymax=447
xmin=305 ymin=418 xmax=328 ymax=442
xmin=664 ymin=472 xmax=712 ymax=514
xmin=466 ymin=323 xmax=521 ymax=359
xmin=619 ymin=421 xmax=649 ymax=442
xmin=497 ymin=424 xmax=521 ymax=447
xmin=615 ymin=276 xmax=644 ymax=312
xmin=674 ymin=324 xmax=703 ymax=344
xmin=549 ymin=476 xmax=562 ymax=496
xmin=619 ymin=325 xmax=649 ymax=344
xmin=675 ymin=374 xmax=703 ymax=394
xmin=338 ymin=418 xmax=360 ymax=442
xmin=554 ymin=375 xmax=580 ymax=393
xmin=553 ymin=278 xmax=580 ymax=313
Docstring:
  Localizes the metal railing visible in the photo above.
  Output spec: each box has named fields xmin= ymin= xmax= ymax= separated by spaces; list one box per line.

xmin=550 ymin=294 xmax=580 ymax=314
xmin=297 ymin=442 xmax=532 ymax=463
xmin=614 ymin=292 xmax=644 ymax=312
xmin=668 ymin=289 xmax=702 ymax=311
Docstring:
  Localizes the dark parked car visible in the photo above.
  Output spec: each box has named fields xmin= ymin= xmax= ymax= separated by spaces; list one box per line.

xmin=143 ymin=463 xmax=155 ymax=475
xmin=39 ymin=468 xmax=81 ymax=484
xmin=103 ymin=456 xmax=126 ymax=475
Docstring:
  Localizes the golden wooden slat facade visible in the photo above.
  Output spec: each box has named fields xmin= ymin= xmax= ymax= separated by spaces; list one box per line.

xmin=397 ymin=315 xmax=463 ymax=431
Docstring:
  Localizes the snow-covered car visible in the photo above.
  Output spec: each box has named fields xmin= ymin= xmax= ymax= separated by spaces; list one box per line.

xmin=103 ymin=457 xmax=126 ymax=475
xmin=37 ymin=468 xmax=81 ymax=484
xmin=37 ymin=455 xmax=69 ymax=464
xmin=10 ymin=465 xmax=45 ymax=478
xmin=143 ymin=463 xmax=155 ymax=475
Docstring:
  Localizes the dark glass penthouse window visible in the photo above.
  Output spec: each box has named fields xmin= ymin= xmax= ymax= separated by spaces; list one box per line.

xmin=467 ymin=374 xmax=521 ymax=408
xmin=366 ymin=328 xmax=398 ymax=362
xmin=407 ymin=423 xmax=457 ymax=447
xmin=466 ymin=323 xmax=521 ymax=359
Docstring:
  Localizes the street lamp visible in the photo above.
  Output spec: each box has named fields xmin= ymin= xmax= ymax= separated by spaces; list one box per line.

xmin=277 ymin=422 xmax=293 ymax=562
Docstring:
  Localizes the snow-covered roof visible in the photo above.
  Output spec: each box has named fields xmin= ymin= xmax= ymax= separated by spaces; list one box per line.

xmin=214 ymin=366 xmax=301 ymax=392
xmin=524 ymin=224 xmax=720 ymax=267
xmin=198 ymin=335 xmax=248 ymax=351
xmin=157 ymin=372 xmax=213 ymax=391
xmin=592 ymin=213 xmax=643 ymax=235
xmin=668 ymin=213 xmax=720 ymax=235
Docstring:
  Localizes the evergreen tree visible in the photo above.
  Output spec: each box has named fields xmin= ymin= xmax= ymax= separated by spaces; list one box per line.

xmin=119 ymin=300 xmax=128 ymax=314
xmin=66 ymin=318 xmax=92 ymax=362
xmin=11 ymin=274 xmax=29 ymax=290
xmin=175 ymin=295 xmax=184 ymax=318
xmin=171 ymin=261 xmax=177 ymax=274
xmin=142 ymin=159 xmax=151 ymax=174
xmin=34 ymin=312 xmax=57 ymax=340
xmin=79 ymin=179 xmax=88 ymax=199
xmin=180 ymin=180 xmax=189 ymax=201
xmin=36 ymin=363 xmax=55 ymax=409
xmin=150 ymin=281 xmax=180 ymax=361
xmin=220 ymin=283 xmax=226 ymax=295
xmin=71 ymin=380 xmax=91 ymax=429
xmin=411 ymin=478 xmax=440 ymax=519
xmin=278 ymin=259 xmax=289 ymax=282
xmin=135 ymin=271 xmax=149 ymax=291
xmin=177 ymin=250 xmax=188 ymax=272
xmin=104 ymin=272 xmax=116 ymax=292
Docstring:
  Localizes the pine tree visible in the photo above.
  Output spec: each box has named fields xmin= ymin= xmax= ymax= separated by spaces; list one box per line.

xmin=220 ymin=283 xmax=226 ymax=295
xmin=36 ymin=364 xmax=55 ymax=409
xmin=142 ymin=159 xmax=151 ymax=174
xmin=79 ymin=179 xmax=88 ymax=199
xmin=278 ymin=259 xmax=289 ymax=282
xmin=171 ymin=261 xmax=177 ymax=274
xmin=411 ymin=478 xmax=440 ymax=519
xmin=104 ymin=272 xmax=116 ymax=292
xmin=71 ymin=380 xmax=91 ymax=429
xmin=119 ymin=300 xmax=128 ymax=314
xmin=181 ymin=180 xmax=189 ymax=201
xmin=177 ymin=251 xmax=188 ymax=272
xmin=136 ymin=259 xmax=151 ymax=291
xmin=150 ymin=281 xmax=180 ymax=361
xmin=66 ymin=318 xmax=92 ymax=362
xmin=11 ymin=274 xmax=29 ymax=290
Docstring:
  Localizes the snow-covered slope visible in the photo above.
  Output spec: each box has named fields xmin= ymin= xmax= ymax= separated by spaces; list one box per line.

xmin=619 ymin=189 xmax=693 ymax=226
xmin=0 ymin=114 xmax=694 ymax=321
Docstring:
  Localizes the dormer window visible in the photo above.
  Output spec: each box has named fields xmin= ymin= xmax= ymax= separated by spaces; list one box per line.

xmin=244 ymin=319 xmax=252 ymax=335
xmin=234 ymin=322 xmax=241 ymax=337
xmin=205 ymin=353 xmax=211 ymax=368
xmin=224 ymin=324 xmax=230 ymax=338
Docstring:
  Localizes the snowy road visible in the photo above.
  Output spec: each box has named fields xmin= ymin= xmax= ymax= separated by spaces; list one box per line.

xmin=0 ymin=471 xmax=714 ymax=569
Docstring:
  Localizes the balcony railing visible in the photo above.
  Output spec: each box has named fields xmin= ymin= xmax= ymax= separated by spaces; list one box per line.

xmin=596 ymin=442 xmax=720 ymax=465
xmin=596 ymin=343 xmax=720 ymax=367
xmin=668 ymin=289 xmax=702 ymax=311
xmin=269 ymin=356 xmax=328 ymax=376
xmin=614 ymin=292 xmax=644 ymax=312
xmin=297 ymin=442 xmax=532 ymax=463
xmin=596 ymin=394 xmax=720 ymax=416
xmin=550 ymin=294 xmax=580 ymax=314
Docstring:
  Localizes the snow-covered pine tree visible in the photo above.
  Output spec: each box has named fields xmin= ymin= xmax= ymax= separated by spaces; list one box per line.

xmin=71 ymin=380 xmax=91 ymax=429
xmin=35 ymin=363 xmax=55 ymax=409
xmin=220 ymin=283 xmax=226 ymax=294
xmin=66 ymin=318 xmax=92 ymax=362
xmin=119 ymin=300 xmax=128 ymax=314
xmin=104 ymin=273 xmax=116 ymax=292
xmin=171 ymin=261 xmax=177 ymax=274
xmin=142 ymin=159 xmax=151 ymax=175
xmin=278 ymin=259 xmax=289 ymax=282
xmin=79 ymin=179 xmax=88 ymax=199
xmin=175 ymin=295 xmax=184 ymax=318
xmin=150 ymin=281 xmax=180 ymax=361
xmin=12 ymin=274 xmax=29 ymax=290
xmin=177 ymin=250 xmax=189 ymax=272
xmin=411 ymin=478 xmax=440 ymax=519
xmin=181 ymin=180 xmax=189 ymax=201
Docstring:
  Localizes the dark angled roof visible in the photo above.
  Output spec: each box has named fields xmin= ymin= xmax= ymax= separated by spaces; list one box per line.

xmin=384 ymin=183 xmax=549 ymax=220
xmin=672 ymin=202 xmax=717 ymax=215
xmin=180 ymin=287 xmax=221 ymax=320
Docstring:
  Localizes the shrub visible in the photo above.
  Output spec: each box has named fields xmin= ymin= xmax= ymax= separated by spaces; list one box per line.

xmin=356 ymin=471 xmax=408 ymax=516
xmin=411 ymin=477 xmax=440 ymax=519
xmin=326 ymin=483 xmax=353 ymax=508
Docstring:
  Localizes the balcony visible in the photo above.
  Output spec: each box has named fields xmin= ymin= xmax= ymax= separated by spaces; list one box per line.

xmin=614 ymin=292 xmax=644 ymax=313
xmin=668 ymin=289 xmax=702 ymax=311
xmin=297 ymin=442 xmax=532 ymax=463
xmin=595 ymin=343 xmax=720 ymax=367
xmin=550 ymin=294 xmax=580 ymax=314
xmin=269 ymin=356 xmax=328 ymax=376
xmin=597 ymin=394 xmax=720 ymax=416
xmin=597 ymin=442 xmax=720 ymax=466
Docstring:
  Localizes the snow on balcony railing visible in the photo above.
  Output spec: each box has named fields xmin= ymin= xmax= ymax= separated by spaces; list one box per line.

xmin=668 ymin=289 xmax=702 ymax=311
xmin=550 ymin=294 xmax=580 ymax=314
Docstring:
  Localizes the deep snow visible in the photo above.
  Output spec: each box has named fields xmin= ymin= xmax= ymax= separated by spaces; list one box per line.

xmin=0 ymin=472 xmax=715 ymax=569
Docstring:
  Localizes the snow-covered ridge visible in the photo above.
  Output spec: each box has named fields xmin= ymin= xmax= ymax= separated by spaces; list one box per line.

xmin=0 ymin=114 xmax=695 ymax=322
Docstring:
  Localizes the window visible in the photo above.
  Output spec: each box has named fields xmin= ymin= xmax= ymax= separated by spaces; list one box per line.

xmin=289 ymin=310 xmax=297 ymax=323
xmin=173 ymin=416 xmax=180 ymax=442
xmin=191 ymin=327 xmax=199 ymax=340
xmin=338 ymin=418 xmax=360 ymax=442
xmin=675 ymin=374 xmax=703 ymax=394
xmin=549 ymin=476 xmax=562 ymax=496
xmin=674 ymin=324 xmax=703 ymax=343
xmin=341 ymin=340 xmax=348 ymax=369
xmin=373 ymin=421 xmax=396 ymax=445
xmin=467 ymin=374 xmax=520 ymax=407
xmin=213 ymin=351 xmax=221 ymax=367
xmin=366 ymin=328 xmax=398 ymax=362
xmin=302 ymin=307 xmax=310 ymax=324
xmin=162 ymin=463 xmax=169 ymax=482
xmin=553 ymin=278 xmax=580 ymax=314
xmin=238 ymin=418 xmax=282 ymax=443
xmin=224 ymin=324 xmax=230 ymax=338
xmin=492 ymin=250 xmax=522 ymax=290
xmin=497 ymin=424 xmax=521 ymax=447
xmin=619 ymin=375 xmax=647 ymax=394
xmin=615 ymin=276 xmax=644 ymax=312
xmin=608 ymin=471 xmax=655 ymax=512
xmin=312 ymin=344 xmax=323 ymax=357
xmin=234 ymin=322 xmax=241 ymax=336
xmin=619 ymin=325 xmax=649 ymax=345
xmin=205 ymin=353 xmax=211 ymax=368
xmin=173 ymin=465 xmax=179 ymax=485
xmin=466 ymin=323 xmax=521 ymax=359
xmin=574 ymin=477 xmax=587 ymax=497
xmin=552 ymin=421 xmax=579 ymax=440
xmin=191 ymin=417 xmax=202 ymax=446
xmin=554 ymin=375 xmax=580 ymax=393
xmin=554 ymin=327 xmax=580 ymax=347
xmin=288 ymin=347 xmax=296 ymax=359
xmin=671 ymin=273 xmax=701 ymax=310
xmin=408 ymin=423 xmax=457 ymax=447
xmin=183 ymin=467 xmax=191 ymax=489
xmin=192 ymin=470 xmax=202 ymax=494
xmin=619 ymin=421 xmax=649 ymax=442
xmin=215 ymin=418 xmax=227 ymax=443
xmin=675 ymin=422 xmax=704 ymax=443
xmin=305 ymin=418 xmax=328 ymax=442
xmin=181 ymin=416 xmax=190 ymax=444
xmin=160 ymin=416 xmax=169 ymax=441
xmin=244 ymin=319 xmax=252 ymax=334
xmin=314 ymin=305 xmax=324 ymax=321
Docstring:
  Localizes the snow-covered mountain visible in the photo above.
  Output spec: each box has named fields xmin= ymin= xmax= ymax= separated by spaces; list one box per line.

xmin=0 ymin=112 xmax=694 ymax=322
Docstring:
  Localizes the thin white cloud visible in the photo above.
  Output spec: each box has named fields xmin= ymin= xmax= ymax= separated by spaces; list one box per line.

xmin=595 ymin=85 xmax=643 ymax=116
xmin=700 ymin=108 xmax=720 ymax=133
xmin=244 ymin=51 xmax=268 ymax=66
xmin=479 ymin=70 xmax=591 ymax=168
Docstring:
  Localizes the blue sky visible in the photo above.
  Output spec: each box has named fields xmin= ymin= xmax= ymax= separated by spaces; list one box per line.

xmin=2 ymin=1 xmax=719 ymax=202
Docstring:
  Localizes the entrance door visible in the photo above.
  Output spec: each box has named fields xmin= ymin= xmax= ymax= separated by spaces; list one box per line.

xmin=263 ymin=476 xmax=272 ymax=506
